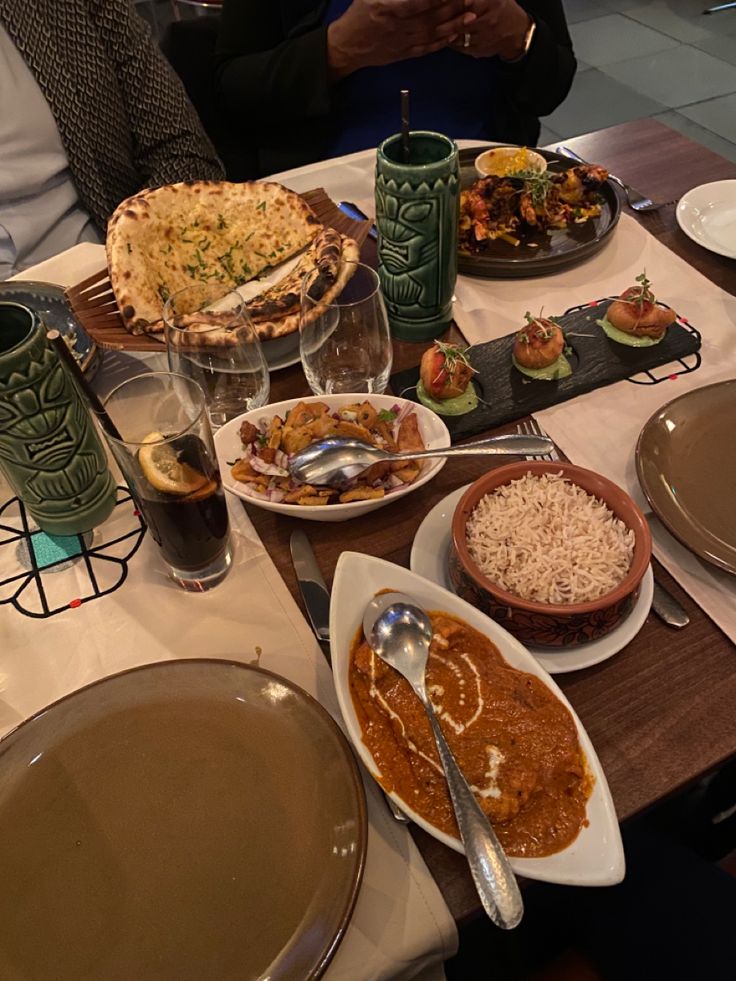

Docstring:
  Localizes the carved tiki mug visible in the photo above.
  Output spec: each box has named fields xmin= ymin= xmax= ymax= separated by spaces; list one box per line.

xmin=375 ymin=132 xmax=459 ymax=341
xmin=0 ymin=302 xmax=116 ymax=535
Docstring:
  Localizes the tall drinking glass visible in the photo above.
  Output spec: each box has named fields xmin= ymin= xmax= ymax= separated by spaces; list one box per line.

xmin=103 ymin=372 xmax=232 ymax=591
xmin=299 ymin=263 xmax=392 ymax=395
xmin=164 ymin=284 xmax=269 ymax=430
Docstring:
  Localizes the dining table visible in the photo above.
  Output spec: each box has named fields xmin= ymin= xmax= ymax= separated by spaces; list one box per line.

xmin=2 ymin=115 xmax=735 ymax=975
xmin=245 ymin=116 xmax=736 ymax=925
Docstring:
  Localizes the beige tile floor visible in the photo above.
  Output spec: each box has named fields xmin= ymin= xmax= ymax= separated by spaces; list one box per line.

xmin=543 ymin=0 xmax=736 ymax=161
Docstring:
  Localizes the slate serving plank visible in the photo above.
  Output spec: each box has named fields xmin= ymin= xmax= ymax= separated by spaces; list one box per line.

xmin=389 ymin=299 xmax=701 ymax=443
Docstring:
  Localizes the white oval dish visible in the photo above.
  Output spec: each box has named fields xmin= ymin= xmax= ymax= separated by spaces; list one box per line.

xmin=330 ymin=552 xmax=625 ymax=886
xmin=676 ymin=180 xmax=736 ymax=260
xmin=215 ymin=394 xmax=450 ymax=522
xmin=474 ymin=146 xmax=547 ymax=179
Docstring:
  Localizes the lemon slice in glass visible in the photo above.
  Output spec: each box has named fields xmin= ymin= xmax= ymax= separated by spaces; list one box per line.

xmin=138 ymin=432 xmax=209 ymax=496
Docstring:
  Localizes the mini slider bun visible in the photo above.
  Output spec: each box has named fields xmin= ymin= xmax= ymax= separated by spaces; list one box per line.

xmin=417 ymin=342 xmax=478 ymax=416
xmin=601 ymin=272 xmax=675 ymax=346
xmin=512 ymin=312 xmax=572 ymax=381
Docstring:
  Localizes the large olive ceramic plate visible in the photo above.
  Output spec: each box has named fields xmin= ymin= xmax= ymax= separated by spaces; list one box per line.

xmin=0 ymin=660 xmax=367 ymax=981
xmin=636 ymin=380 xmax=736 ymax=575
xmin=0 ymin=280 xmax=98 ymax=375
xmin=458 ymin=147 xmax=621 ymax=278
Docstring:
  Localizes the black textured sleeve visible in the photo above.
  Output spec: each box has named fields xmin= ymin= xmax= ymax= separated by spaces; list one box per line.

xmin=89 ymin=0 xmax=225 ymax=185
xmin=214 ymin=0 xmax=332 ymax=123
xmin=499 ymin=0 xmax=576 ymax=119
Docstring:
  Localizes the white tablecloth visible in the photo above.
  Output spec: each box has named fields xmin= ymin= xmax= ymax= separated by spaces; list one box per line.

xmin=3 ymin=246 xmax=458 ymax=980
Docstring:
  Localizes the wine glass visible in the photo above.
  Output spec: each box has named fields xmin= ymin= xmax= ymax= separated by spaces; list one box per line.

xmin=164 ymin=284 xmax=270 ymax=430
xmin=299 ymin=263 xmax=392 ymax=395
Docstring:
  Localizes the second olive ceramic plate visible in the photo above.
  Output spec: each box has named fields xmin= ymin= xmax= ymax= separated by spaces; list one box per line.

xmin=636 ymin=380 xmax=736 ymax=575
xmin=457 ymin=147 xmax=621 ymax=278
xmin=0 ymin=660 xmax=366 ymax=981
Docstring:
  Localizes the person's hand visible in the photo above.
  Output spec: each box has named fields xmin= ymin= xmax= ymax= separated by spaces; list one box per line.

xmin=450 ymin=0 xmax=531 ymax=61
xmin=327 ymin=0 xmax=477 ymax=79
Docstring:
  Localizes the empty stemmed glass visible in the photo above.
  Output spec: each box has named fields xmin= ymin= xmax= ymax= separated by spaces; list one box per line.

xmin=164 ymin=284 xmax=269 ymax=430
xmin=299 ymin=262 xmax=392 ymax=395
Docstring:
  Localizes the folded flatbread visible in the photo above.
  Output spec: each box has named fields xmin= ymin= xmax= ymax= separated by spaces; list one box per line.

xmin=107 ymin=180 xmax=321 ymax=335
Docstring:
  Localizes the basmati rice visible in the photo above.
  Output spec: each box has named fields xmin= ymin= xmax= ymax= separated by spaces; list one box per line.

xmin=465 ymin=472 xmax=635 ymax=605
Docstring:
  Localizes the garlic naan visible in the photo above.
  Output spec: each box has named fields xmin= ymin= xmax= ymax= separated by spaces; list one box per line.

xmin=107 ymin=181 xmax=321 ymax=335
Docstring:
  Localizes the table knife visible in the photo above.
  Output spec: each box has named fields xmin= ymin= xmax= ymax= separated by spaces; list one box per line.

xmin=290 ymin=529 xmax=332 ymax=664
xmin=289 ymin=530 xmax=409 ymax=824
xmin=651 ymin=581 xmax=690 ymax=629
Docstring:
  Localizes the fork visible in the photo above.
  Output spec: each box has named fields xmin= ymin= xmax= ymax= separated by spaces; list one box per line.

xmin=517 ymin=417 xmax=561 ymax=461
xmin=555 ymin=145 xmax=666 ymax=214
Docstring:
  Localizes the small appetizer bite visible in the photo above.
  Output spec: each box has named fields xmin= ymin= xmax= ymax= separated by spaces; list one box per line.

xmin=512 ymin=312 xmax=572 ymax=381
xmin=417 ymin=342 xmax=478 ymax=416
xmin=599 ymin=272 xmax=676 ymax=347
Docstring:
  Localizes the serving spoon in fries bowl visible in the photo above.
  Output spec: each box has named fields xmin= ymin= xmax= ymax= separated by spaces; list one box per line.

xmin=362 ymin=591 xmax=524 ymax=930
xmin=288 ymin=434 xmax=554 ymax=486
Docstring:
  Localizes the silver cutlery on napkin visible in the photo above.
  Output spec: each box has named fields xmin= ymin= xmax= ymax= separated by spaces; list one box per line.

xmin=517 ymin=417 xmax=690 ymax=629
xmin=289 ymin=530 xmax=410 ymax=824
xmin=555 ymin=145 xmax=666 ymax=213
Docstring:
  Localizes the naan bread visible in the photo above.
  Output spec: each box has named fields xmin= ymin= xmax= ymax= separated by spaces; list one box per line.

xmin=167 ymin=230 xmax=360 ymax=346
xmin=246 ymin=228 xmax=361 ymax=338
xmin=107 ymin=181 xmax=321 ymax=335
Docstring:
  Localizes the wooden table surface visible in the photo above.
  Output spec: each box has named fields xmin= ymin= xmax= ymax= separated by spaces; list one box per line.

xmin=250 ymin=118 xmax=736 ymax=924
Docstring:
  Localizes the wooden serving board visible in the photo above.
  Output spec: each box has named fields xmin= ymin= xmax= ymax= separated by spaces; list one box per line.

xmin=64 ymin=188 xmax=371 ymax=353
xmin=389 ymin=299 xmax=702 ymax=442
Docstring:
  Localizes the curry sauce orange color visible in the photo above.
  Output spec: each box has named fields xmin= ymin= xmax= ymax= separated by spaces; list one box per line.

xmin=350 ymin=610 xmax=592 ymax=858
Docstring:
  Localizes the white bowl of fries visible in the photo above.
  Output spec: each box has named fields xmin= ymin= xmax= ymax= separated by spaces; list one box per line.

xmin=215 ymin=394 xmax=451 ymax=522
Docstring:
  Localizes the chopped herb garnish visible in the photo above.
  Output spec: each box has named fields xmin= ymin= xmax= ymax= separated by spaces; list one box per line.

xmin=126 ymin=242 xmax=132 ymax=254
xmin=377 ymin=408 xmax=397 ymax=423
xmin=217 ymin=214 xmax=227 ymax=230
xmin=256 ymin=201 xmax=266 ymax=212
xmin=157 ymin=284 xmax=170 ymax=302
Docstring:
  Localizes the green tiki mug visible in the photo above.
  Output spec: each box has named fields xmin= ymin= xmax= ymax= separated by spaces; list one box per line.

xmin=0 ymin=302 xmax=116 ymax=535
xmin=375 ymin=131 xmax=459 ymax=341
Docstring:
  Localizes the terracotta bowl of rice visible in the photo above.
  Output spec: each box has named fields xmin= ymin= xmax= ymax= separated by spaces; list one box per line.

xmin=449 ymin=461 xmax=652 ymax=647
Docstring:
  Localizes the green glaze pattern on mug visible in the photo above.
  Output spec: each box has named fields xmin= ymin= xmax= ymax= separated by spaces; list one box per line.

xmin=376 ymin=131 xmax=459 ymax=342
xmin=0 ymin=302 xmax=117 ymax=535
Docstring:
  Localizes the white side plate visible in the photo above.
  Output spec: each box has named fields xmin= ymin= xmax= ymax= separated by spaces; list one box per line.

xmin=677 ymin=180 xmax=736 ymax=260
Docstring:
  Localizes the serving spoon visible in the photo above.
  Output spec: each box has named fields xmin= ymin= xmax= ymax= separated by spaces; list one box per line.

xmin=289 ymin=434 xmax=554 ymax=487
xmin=362 ymin=592 xmax=524 ymax=930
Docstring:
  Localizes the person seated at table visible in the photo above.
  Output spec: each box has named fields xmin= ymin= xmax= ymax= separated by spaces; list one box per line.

xmin=0 ymin=0 xmax=224 ymax=280
xmin=213 ymin=0 xmax=575 ymax=178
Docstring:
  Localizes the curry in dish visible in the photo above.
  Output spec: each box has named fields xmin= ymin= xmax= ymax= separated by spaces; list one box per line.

xmin=350 ymin=609 xmax=592 ymax=857
xmin=460 ymin=164 xmax=609 ymax=251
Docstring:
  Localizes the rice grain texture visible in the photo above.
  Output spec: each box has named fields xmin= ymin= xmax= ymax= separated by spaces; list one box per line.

xmin=465 ymin=472 xmax=635 ymax=605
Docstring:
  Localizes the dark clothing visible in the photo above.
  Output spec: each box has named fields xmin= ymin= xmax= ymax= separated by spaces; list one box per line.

xmin=0 ymin=0 xmax=224 ymax=231
xmin=322 ymin=0 xmax=501 ymax=155
xmin=214 ymin=0 xmax=576 ymax=178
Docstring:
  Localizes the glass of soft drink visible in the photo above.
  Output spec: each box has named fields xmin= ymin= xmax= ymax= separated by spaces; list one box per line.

xmin=299 ymin=263 xmax=392 ymax=395
xmin=164 ymin=284 xmax=269 ymax=430
xmin=103 ymin=372 xmax=232 ymax=591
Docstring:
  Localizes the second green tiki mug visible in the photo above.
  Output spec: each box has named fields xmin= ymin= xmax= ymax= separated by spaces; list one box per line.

xmin=0 ymin=302 xmax=117 ymax=536
xmin=375 ymin=132 xmax=459 ymax=342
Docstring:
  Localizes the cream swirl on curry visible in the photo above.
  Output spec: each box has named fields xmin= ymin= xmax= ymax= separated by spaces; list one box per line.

xmin=350 ymin=609 xmax=592 ymax=857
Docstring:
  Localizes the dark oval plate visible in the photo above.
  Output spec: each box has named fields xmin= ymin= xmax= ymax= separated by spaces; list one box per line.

xmin=457 ymin=147 xmax=621 ymax=279
xmin=0 ymin=280 xmax=98 ymax=376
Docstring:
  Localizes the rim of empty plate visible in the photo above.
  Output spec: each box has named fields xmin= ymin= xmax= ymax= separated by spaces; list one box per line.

xmin=0 ymin=658 xmax=367 ymax=981
xmin=676 ymin=180 xmax=736 ymax=260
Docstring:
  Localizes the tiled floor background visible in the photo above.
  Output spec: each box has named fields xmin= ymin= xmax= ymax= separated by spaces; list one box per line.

xmin=545 ymin=0 xmax=736 ymax=159
xmin=140 ymin=0 xmax=736 ymax=163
